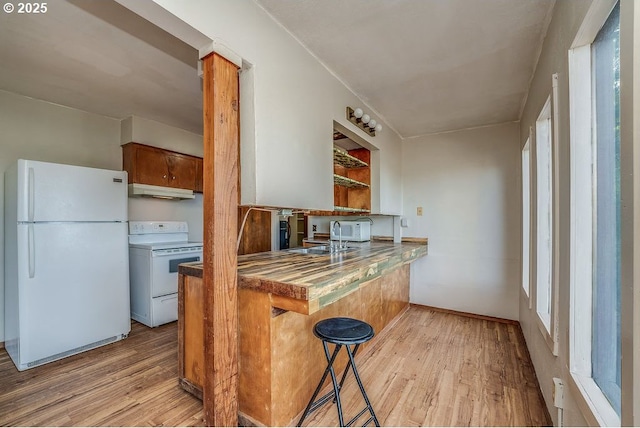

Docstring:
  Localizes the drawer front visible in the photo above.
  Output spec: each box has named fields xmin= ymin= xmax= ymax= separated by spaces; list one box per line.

xmin=151 ymin=294 xmax=178 ymax=326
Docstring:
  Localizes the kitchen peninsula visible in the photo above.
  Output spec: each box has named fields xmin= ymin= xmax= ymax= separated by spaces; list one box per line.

xmin=178 ymin=241 xmax=427 ymax=426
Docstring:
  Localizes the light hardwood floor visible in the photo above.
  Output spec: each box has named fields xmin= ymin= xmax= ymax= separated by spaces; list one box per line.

xmin=0 ymin=321 xmax=205 ymax=426
xmin=302 ymin=306 xmax=551 ymax=427
xmin=0 ymin=306 xmax=550 ymax=427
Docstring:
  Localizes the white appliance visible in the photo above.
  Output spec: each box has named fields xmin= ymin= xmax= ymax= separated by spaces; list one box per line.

xmin=330 ymin=220 xmax=371 ymax=242
xmin=128 ymin=183 xmax=195 ymax=200
xmin=4 ymin=159 xmax=130 ymax=371
xmin=128 ymin=221 xmax=202 ymax=327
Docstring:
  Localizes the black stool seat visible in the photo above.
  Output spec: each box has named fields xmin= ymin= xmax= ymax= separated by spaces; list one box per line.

xmin=314 ymin=317 xmax=374 ymax=345
xmin=297 ymin=317 xmax=379 ymax=427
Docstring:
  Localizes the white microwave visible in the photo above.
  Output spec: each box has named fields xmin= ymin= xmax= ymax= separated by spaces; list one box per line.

xmin=330 ymin=221 xmax=371 ymax=242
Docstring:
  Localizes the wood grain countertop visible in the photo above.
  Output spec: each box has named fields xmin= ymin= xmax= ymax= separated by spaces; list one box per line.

xmin=179 ymin=242 xmax=427 ymax=315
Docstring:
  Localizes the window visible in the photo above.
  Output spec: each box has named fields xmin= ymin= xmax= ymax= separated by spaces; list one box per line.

xmin=522 ymin=138 xmax=531 ymax=298
xmin=591 ymin=1 xmax=621 ymax=415
xmin=536 ymin=97 xmax=553 ymax=332
xmin=569 ymin=1 xmax=620 ymax=425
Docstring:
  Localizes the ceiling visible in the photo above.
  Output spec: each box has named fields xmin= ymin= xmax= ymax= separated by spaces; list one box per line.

xmin=0 ymin=0 xmax=202 ymax=134
xmin=0 ymin=0 xmax=555 ymax=139
xmin=256 ymin=0 xmax=555 ymax=137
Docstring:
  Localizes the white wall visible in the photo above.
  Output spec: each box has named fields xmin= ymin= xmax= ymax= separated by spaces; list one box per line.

xmin=307 ymin=215 xmax=395 ymax=238
xmin=128 ymin=194 xmax=203 ymax=242
xmin=147 ymin=0 xmax=404 ymax=214
xmin=621 ymin=2 xmax=640 ymax=424
xmin=519 ymin=0 xmax=640 ymax=425
xmin=517 ymin=1 xmax=592 ymax=425
xmin=0 ymin=91 xmax=204 ymax=342
xmin=401 ymin=122 xmax=521 ymax=321
xmin=121 ymin=115 xmax=203 ymax=157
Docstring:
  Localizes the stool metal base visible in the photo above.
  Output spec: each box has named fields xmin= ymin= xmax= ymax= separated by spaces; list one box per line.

xmin=297 ymin=340 xmax=380 ymax=427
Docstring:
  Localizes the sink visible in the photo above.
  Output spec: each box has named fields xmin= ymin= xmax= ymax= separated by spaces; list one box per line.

xmin=286 ymin=247 xmax=328 ymax=255
xmin=286 ymin=245 xmax=356 ymax=255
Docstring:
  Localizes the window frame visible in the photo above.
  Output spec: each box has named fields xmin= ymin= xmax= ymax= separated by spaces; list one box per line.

xmin=522 ymin=134 xmax=531 ymax=301
xmin=568 ymin=0 xmax=621 ymax=425
xmin=533 ymin=77 xmax=560 ymax=356
xmin=535 ymin=96 xmax=552 ymax=331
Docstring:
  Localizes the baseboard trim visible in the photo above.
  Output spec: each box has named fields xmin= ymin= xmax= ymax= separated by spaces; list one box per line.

xmin=410 ymin=303 xmax=520 ymax=325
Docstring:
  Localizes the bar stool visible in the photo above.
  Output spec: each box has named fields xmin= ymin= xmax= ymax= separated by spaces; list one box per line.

xmin=297 ymin=317 xmax=380 ymax=427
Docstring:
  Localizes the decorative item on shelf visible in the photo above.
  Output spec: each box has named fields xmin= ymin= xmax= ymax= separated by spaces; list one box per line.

xmin=347 ymin=107 xmax=383 ymax=136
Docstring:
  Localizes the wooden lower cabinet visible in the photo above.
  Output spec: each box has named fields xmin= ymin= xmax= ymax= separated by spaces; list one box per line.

xmin=237 ymin=207 xmax=272 ymax=256
xmin=178 ymin=271 xmax=205 ymax=397
xmin=178 ymin=264 xmax=410 ymax=426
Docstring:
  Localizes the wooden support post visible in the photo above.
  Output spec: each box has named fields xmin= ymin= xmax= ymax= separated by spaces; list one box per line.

xmin=201 ymin=52 xmax=240 ymax=427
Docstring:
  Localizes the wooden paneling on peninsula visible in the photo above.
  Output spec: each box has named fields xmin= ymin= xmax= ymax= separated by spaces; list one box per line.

xmin=178 ymin=243 xmax=427 ymax=426
xmin=122 ymin=142 xmax=203 ymax=192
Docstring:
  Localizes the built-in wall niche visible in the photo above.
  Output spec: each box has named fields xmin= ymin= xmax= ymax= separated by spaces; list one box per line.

xmin=332 ymin=130 xmax=371 ymax=214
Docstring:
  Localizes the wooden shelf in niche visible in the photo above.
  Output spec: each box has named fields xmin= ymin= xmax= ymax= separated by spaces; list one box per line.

xmin=333 ymin=174 xmax=369 ymax=189
xmin=333 ymin=147 xmax=368 ymax=168
xmin=333 ymin=206 xmax=370 ymax=213
xmin=333 ymin=146 xmax=371 ymax=215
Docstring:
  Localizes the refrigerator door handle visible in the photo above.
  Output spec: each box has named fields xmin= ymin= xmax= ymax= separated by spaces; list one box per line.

xmin=28 ymin=167 xmax=35 ymax=222
xmin=28 ymin=224 xmax=35 ymax=278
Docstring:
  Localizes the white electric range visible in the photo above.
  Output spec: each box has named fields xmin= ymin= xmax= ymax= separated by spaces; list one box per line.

xmin=128 ymin=221 xmax=203 ymax=327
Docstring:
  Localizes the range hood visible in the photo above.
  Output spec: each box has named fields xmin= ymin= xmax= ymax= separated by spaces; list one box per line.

xmin=128 ymin=183 xmax=195 ymax=200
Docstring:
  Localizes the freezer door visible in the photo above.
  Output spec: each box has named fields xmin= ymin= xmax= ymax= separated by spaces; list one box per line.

xmin=16 ymin=159 xmax=127 ymax=222
xmin=16 ymin=222 xmax=130 ymax=366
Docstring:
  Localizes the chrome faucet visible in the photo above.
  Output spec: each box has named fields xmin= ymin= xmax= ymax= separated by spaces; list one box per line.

xmin=332 ymin=220 xmax=342 ymax=251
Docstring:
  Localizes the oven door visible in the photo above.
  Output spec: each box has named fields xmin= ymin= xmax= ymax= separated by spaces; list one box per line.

xmin=150 ymin=248 xmax=202 ymax=297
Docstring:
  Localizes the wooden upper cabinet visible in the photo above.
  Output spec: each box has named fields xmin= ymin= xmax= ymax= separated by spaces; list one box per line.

xmin=122 ymin=142 xmax=202 ymax=192
xmin=133 ymin=146 xmax=174 ymax=187
xmin=166 ymin=152 xmax=197 ymax=189
xmin=195 ymin=157 xmax=203 ymax=193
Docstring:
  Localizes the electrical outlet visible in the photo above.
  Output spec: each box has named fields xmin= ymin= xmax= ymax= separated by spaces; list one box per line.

xmin=417 ymin=207 xmax=423 ymax=216
xmin=312 ymin=224 xmax=317 ymax=232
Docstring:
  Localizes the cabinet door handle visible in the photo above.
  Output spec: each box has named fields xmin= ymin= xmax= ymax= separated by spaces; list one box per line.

xmin=172 ymin=176 xmax=176 ymax=180
xmin=163 ymin=174 xmax=167 ymax=179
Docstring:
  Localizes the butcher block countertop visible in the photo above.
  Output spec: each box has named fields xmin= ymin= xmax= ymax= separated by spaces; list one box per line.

xmin=180 ymin=241 xmax=427 ymax=315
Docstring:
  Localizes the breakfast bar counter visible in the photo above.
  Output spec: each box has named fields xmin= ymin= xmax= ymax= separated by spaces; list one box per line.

xmin=178 ymin=241 xmax=427 ymax=426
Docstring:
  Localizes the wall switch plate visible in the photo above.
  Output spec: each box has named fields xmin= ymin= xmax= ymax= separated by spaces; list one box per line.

xmin=417 ymin=207 xmax=423 ymax=216
xmin=552 ymin=377 xmax=564 ymax=408
xmin=401 ymin=218 xmax=408 ymax=227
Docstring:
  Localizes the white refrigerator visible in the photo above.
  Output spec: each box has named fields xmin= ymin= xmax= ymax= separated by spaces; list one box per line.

xmin=4 ymin=159 xmax=131 ymax=371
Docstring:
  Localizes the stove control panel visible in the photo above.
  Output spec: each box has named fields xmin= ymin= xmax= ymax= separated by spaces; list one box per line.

xmin=152 ymin=246 xmax=204 ymax=255
xmin=129 ymin=221 xmax=189 ymax=235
